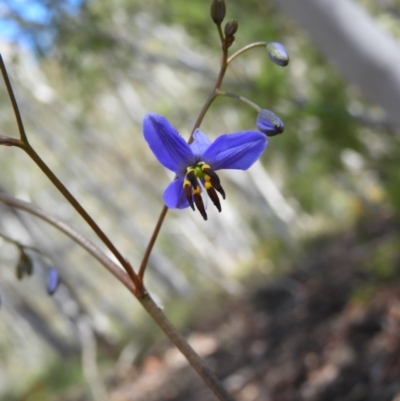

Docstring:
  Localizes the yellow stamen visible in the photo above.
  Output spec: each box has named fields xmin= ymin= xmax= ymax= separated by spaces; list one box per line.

xmin=193 ymin=186 xmax=201 ymax=195
xmin=200 ymin=163 xmax=211 ymax=171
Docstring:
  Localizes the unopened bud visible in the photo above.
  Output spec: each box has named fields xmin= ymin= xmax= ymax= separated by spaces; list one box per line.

xmin=16 ymin=249 xmax=33 ymax=280
xmin=47 ymin=268 xmax=60 ymax=295
xmin=224 ymin=19 xmax=238 ymax=37
xmin=266 ymin=42 xmax=289 ymax=67
xmin=257 ymin=109 xmax=284 ymax=136
xmin=210 ymin=0 xmax=226 ymax=25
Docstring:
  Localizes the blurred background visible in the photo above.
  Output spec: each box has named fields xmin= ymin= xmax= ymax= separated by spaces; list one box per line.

xmin=1 ymin=0 xmax=400 ymax=400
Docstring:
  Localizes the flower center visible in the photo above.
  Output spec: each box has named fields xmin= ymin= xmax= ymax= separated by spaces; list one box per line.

xmin=183 ymin=162 xmax=226 ymax=221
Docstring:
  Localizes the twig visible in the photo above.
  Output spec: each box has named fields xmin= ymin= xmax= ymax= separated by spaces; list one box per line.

xmin=0 ymin=54 xmax=28 ymax=143
xmin=0 ymin=192 xmax=235 ymax=401
xmin=227 ymin=41 xmax=266 ymax=65
xmin=0 ymin=53 xmax=144 ymax=295
xmin=215 ymin=90 xmax=261 ymax=112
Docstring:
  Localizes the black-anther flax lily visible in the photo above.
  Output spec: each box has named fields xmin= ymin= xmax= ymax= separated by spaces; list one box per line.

xmin=143 ymin=113 xmax=268 ymax=220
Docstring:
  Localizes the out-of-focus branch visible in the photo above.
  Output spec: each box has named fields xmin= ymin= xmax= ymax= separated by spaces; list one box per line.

xmin=0 ymin=192 xmax=135 ymax=292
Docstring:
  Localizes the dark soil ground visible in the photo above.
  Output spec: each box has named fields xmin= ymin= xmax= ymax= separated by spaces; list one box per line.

xmin=109 ymin=213 xmax=400 ymax=401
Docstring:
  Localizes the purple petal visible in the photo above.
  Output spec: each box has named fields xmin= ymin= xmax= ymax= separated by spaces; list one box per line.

xmin=143 ymin=113 xmax=195 ymax=174
xmin=202 ymin=131 xmax=267 ymax=170
xmin=189 ymin=129 xmax=212 ymax=159
xmin=163 ymin=178 xmax=190 ymax=209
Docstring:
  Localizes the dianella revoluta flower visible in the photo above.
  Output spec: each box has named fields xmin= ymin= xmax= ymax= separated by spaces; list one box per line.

xmin=143 ymin=113 xmax=268 ymax=220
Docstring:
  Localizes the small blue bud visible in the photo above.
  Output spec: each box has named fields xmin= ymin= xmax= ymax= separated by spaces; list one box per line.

xmin=16 ymin=249 xmax=33 ymax=280
xmin=47 ymin=268 xmax=60 ymax=295
xmin=224 ymin=19 xmax=238 ymax=37
xmin=266 ymin=42 xmax=289 ymax=67
xmin=257 ymin=109 xmax=284 ymax=136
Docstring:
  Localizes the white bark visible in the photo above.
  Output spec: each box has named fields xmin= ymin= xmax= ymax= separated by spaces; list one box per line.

xmin=272 ymin=0 xmax=400 ymax=127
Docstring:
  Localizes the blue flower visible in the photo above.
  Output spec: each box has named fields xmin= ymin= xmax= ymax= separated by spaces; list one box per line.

xmin=143 ymin=113 xmax=268 ymax=220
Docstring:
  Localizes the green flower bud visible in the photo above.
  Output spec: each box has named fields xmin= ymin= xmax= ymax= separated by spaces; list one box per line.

xmin=210 ymin=0 xmax=226 ymax=25
xmin=266 ymin=42 xmax=289 ymax=67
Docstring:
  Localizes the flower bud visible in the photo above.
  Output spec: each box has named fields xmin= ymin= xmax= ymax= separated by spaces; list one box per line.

xmin=224 ymin=19 xmax=238 ymax=37
xmin=257 ymin=109 xmax=284 ymax=136
xmin=47 ymin=268 xmax=60 ymax=295
xmin=16 ymin=249 xmax=33 ymax=280
xmin=210 ymin=0 xmax=226 ymax=24
xmin=266 ymin=42 xmax=289 ymax=67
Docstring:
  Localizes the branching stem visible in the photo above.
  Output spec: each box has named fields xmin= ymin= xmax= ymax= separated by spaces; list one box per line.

xmin=0 ymin=55 xmax=28 ymax=144
xmin=138 ymin=29 xmax=230 ymax=279
xmin=0 ymin=14 xmax=245 ymax=398
xmin=0 ymin=192 xmax=235 ymax=401
xmin=1 ymin=51 xmax=236 ymax=399
xmin=0 ymin=54 xmax=144 ymax=295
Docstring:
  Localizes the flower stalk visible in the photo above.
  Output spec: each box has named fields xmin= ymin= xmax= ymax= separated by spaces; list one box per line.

xmin=215 ymin=90 xmax=262 ymax=112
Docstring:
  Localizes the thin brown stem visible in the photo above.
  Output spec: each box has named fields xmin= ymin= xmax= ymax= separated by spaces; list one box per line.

xmin=217 ymin=23 xmax=224 ymax=44
xmin=140 ymin=293 xmax=236 ymax=401
xmin=138 ymin=205 xmax=168 ymax=278
xmin=22 ymin=145 xmax=144 ymax=294
xmin=0 ymin=136 xmax=23 ymax=147
xmin=0 ymin=54 xmax=143 ymax=295
xmin=0 ymin=54 xmax=28 ymax=143
xmin=227 ymin=41 xmax=266 ymax=65
xmin=215 ymin=90 xmax=261 ymax=112
xmin=0 ymin=192 xmax=235 ymax=401
xmin=0 ymin=192 xmax=135 ymax=292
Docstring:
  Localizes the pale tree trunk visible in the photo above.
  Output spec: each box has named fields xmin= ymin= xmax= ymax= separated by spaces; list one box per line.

xmin=271 ymin=0 xmax=400 ymax=127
